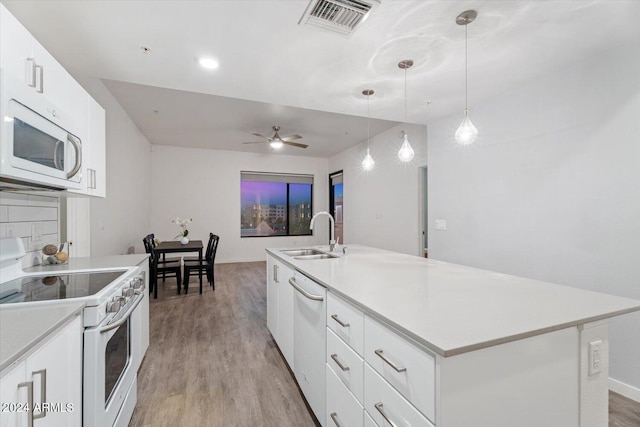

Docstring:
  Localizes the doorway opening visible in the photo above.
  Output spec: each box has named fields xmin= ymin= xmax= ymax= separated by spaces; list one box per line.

xmin=419 ymin=166 xmax=428 ymax=258
xmin=329 ymin=171 xmax=343 ymax=245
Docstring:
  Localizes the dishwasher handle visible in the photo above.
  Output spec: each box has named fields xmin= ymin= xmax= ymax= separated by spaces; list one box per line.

xmin=288 ymin=277 xmax=324 ymax=301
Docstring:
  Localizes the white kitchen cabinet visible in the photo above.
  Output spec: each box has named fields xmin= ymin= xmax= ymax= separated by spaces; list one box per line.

xmin=326 ymin=328 xmax=364 ymax=403
xmin=327 ymin=292 xmax=364 ymax=356
xmin=0 ymin=4 xmax=69 ymax=122
xmin=292 ymin=271 xmax=327 ymax=426
xmin=86 ymin=97 xmax=106 ymax=197
xmin=0 ymin=314 xmax=82 ymax=427
xmin=266 ymin=255 xmax=294 ymax=367
xmin=326 ymin=364 xmax=363 ymax=427
xmin=364 ymin=411 xmax=377 ymax=427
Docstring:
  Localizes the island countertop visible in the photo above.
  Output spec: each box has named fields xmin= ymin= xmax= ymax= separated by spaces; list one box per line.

xmin=267 ymin=245 xmax=640 ymax=357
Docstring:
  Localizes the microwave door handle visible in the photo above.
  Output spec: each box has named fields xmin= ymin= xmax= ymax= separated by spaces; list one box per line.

xmin=66 ymin=134 xmax=82 ymax=179
xmin=53 ymin=140 xmax=63 ymax=171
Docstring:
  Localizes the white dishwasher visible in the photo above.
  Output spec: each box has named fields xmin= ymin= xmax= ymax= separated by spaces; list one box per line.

xmin=290 ymin=271 xmax=327 ymax=426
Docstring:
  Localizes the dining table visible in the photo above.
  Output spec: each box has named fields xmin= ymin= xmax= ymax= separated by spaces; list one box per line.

xmin=152 ymin=240 xmax=203 ymax=299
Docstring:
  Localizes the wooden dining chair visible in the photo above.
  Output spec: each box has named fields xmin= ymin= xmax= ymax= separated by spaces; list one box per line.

xmin=143 ymin=234 xmax=182 ymax=295
xmin=183 ymin=233 xmax=219 ymax=294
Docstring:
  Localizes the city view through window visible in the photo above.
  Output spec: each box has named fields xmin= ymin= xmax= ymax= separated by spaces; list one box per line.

xmin=241 ymin=179 xmax=312 ymax=237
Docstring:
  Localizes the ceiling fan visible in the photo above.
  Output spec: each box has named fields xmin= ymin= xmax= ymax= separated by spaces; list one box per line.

xmin=243 ymin=126 xmax=308 ymax=149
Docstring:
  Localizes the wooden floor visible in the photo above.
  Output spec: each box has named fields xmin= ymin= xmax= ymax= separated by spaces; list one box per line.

xmin=130 ymin=261 xmax=640 ymax=427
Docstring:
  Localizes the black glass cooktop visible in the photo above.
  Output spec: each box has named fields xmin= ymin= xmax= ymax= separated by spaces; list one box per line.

xmin=0 ymin=271 xmax=126 ymax=304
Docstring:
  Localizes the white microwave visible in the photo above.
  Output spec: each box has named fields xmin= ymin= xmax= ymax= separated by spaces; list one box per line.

xmin=0 ymin=70 xmax=83 ymax=191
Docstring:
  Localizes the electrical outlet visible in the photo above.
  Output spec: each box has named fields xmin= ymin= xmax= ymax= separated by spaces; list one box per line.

xmin=589 ymin=340 xmax=602 ymax=376
xmin=6 ymin=225 xmax=15 ymax=237
xmin=31 ymin=223 xmax=42 ymax=242
xmin=435 ymin=219 xmax=447 ymax=230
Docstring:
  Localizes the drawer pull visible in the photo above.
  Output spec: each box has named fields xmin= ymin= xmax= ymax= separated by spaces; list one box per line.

xmin=374 ymin=402 xmax=399 ymax=427
xmin=330 ymin=353 xmax=350 ymax=371
xmin=32 ymin=369 xmax=47 ymax=419
xmin=330 ymin=412 xmax=342 ymax=427
xmin=17 ymin=381 xmax=34 ymax=427
xmin=374 ymin=349 xmax=407 ymax=373
xmin=331 ymin=314 xmax=350 ymax=328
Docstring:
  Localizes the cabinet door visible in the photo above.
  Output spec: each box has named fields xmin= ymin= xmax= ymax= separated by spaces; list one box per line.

xmin=326 ymin=364 xmax=363 ymax=427
xmin=276 ymin=261 xmax=294 ymax=367
xmin=25 ymin=315 xmax=82 ymax=426
xmin=0 ymin=4 xmax=34 ymax=85
xmin=0 ymin=360 xmax=29 ymax=427
xmin=267 ymin=256 xmax=279 ymax=341
xmin=66 ymin=83 xmax=90 ymax=195
xmin=87 ymin=97 xmax=106 ymax=197
xmin=30 ymin=40 xmax=69 ymax=115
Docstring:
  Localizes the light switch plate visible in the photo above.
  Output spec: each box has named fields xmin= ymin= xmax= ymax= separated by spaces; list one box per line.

xmin=589 ymin=340 xmax=602 ymax=376
xmin=435 ymin=219 xmax=447 ymax=230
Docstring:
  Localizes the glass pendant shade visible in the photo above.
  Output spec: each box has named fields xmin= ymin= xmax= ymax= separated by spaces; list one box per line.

xmin=454 ymin=109 xmax=478 ymax=145
xmin=270 ymin=139 xmax=284 ymax=149
xmin=362 ymin=148 xmax=375 ymax=171
xmin=398 ymin=133 xmax=415 ymax=162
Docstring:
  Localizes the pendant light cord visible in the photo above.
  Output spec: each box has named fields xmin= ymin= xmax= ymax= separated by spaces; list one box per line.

xmin=404 ymin=68 xmax=408 ymax=122
xmin=465 ymin=23 xmax=468 ymax=110
xmin=367 ymin=93 xmax=371 ymax=148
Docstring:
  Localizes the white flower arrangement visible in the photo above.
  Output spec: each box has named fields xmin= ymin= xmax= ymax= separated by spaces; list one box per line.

xmin=172 ymin=217 xmax=192 ymax=240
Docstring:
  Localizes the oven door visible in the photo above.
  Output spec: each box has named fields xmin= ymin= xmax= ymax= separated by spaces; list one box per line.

xmin=84 ymin=291 xmax=144 ymax=427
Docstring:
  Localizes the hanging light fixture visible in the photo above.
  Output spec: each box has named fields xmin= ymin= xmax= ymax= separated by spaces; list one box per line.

xmin=362 ymin=89 xmax=375 ymax=171
xmin=398 ymin=59 xmax=415 ymax=162
xmin=455 ymin=10 xmax=478 ymax=145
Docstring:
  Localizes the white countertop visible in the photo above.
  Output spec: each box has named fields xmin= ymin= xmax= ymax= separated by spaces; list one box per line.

xmin=0 ymin=301 xmax=84 ymax=371
xmin=24 ymin=254 xmax=148 ymax=273
xmin=268 ymin=245 xmax=640 ymax=357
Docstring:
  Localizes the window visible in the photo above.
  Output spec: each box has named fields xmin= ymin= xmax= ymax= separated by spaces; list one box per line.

xmin=241 ymin=172 xmax=313 ymax=237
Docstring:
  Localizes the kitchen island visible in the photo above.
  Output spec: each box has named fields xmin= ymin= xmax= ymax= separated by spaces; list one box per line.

xmin=266 ymin=245 xmax=640 ymax=427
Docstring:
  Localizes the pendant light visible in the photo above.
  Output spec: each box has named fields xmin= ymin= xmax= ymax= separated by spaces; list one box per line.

xmin=362 ymin=89 xmax=375 ymax=171
xmin=455 ymin=10 xmax=478 ymax=145
xmin=398 ymin=59 xmax=415 ymax=162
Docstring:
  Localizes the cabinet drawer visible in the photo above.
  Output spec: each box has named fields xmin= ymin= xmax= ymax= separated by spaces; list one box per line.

xmin=364 ymin=316 xmax=436 ymax=423
xmin=327 ymin=292 xmax=364 ymax=356
xmin=327 ymin=328 xmax=364 ymax=403
xmin=326 ymin=364 xmax=364 ymax=427
xmin=364 ymin=364 xmax=434 ymax=427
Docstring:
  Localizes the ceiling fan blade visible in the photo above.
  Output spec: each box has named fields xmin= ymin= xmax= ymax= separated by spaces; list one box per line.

xmin=243 ymin=141 xmax=268 ymax=144
xmin=251 ymin=133 xmax=270 ymax=140
xmin=281 ymin=134 xmax=303 ymax=141
xmin=284 ymin=141 xmax=309 ymax=149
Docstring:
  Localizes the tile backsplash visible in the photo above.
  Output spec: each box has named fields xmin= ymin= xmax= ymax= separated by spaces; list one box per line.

xmin=0 ymin=192 xmax=60 ymax=268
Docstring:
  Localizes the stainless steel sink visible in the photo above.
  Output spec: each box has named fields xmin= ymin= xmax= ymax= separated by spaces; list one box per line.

xmin=281 ymin=249 xmax=325 ymax=257
xmin=293 ymin=253 xmax=338 ymax=260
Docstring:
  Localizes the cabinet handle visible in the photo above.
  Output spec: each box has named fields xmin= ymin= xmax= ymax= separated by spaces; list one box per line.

xmin=374 ymin=402 xmax=399 ymax=427
xmin=331 ymin=314 xmax=350 ymax=328
xmin=26 ymin=58 xmax=36 ymax=87
xmin=273 ymin=264 xmax=278 ymax=283
xmin=288 ymin=277 xmax=323 ymax=301
xmin=17 ymin=381 xmax=34 ymax=427
xmin=35 ymin=64 xmax=44 ymax=93
xmin=32 ymin=369 xmax=47 ymax=419
xmin=330 ymin=353 xmax=350 ymax=371
xmin=93 ymin=169 xmax=97 ymax=189
xmin=329 ymin=412 xmax=342 ymax=427
xmin=374 ymin=349 xmax=407 ymax=372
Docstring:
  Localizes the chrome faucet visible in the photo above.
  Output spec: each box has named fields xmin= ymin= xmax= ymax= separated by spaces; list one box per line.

xmin=310 ymin=211 xmax=336 ymax=251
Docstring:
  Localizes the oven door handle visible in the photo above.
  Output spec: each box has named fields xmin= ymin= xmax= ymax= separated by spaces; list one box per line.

xmin=99 ymin=290 xmax=144 ymax=334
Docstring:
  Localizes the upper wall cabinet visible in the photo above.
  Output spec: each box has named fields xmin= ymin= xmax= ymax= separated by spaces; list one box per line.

xmin=0 ymin=4 xmax=106 ymax=197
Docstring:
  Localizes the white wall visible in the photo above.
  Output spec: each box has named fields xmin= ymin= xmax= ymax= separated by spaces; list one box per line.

xmin=328 ymin=123 xmax=427 ymax=256
xmin=150 ymin=145 xmax=329 ymax=263
xmin=428 ymin=43 xmax=640 ymax=396
xmin=76 ymin=77 xmax=153 ymax=256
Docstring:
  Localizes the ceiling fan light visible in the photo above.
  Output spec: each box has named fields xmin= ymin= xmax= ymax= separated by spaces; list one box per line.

xmin=270 ymin=139 xmax=284 ymax=149
xmin=362 ymin=148 xmax=375 ymax=171
xmin=455 ymin=109 xmax=478 ymax=145
xmin=199 ymin=57 xmax=219 ymax=70
xmin=398 ymin=133 xmax=415 ymax=162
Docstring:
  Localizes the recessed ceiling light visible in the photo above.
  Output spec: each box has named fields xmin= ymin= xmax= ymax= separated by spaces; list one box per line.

xmin=199 ymin=57 xmax=219 ymax=70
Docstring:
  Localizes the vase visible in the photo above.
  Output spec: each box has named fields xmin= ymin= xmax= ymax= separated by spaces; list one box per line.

xmin=180 ymin=236 xmax=189 ymax=245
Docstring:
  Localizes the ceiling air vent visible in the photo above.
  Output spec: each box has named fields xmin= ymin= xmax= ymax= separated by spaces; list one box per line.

xmin=298 ymin=0 xmax=380 ymax=36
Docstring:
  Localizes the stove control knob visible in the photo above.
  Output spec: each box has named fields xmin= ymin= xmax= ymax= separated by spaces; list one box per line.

xmin=123 ymin=288 xmax=135 ymax=298
xmin=106 ymin=300 xmax=121 ymax=313
xmin=132 ymin=277 xmax=143 ymax=290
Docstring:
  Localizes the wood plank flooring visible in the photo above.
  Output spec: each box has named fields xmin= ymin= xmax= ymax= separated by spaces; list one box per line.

xmin=130 ymin=261 xmax=640 ymax=427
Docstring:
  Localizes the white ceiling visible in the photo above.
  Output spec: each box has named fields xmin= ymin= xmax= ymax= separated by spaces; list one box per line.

xmin=3 ymin=0 xmax=640 ymax=157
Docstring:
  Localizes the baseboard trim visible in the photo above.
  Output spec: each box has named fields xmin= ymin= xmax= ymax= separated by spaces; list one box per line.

xmin=217 ymin=258 xmax=266 ymax=264
xmin=610 ymin=378 xmax=640 ymax=403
